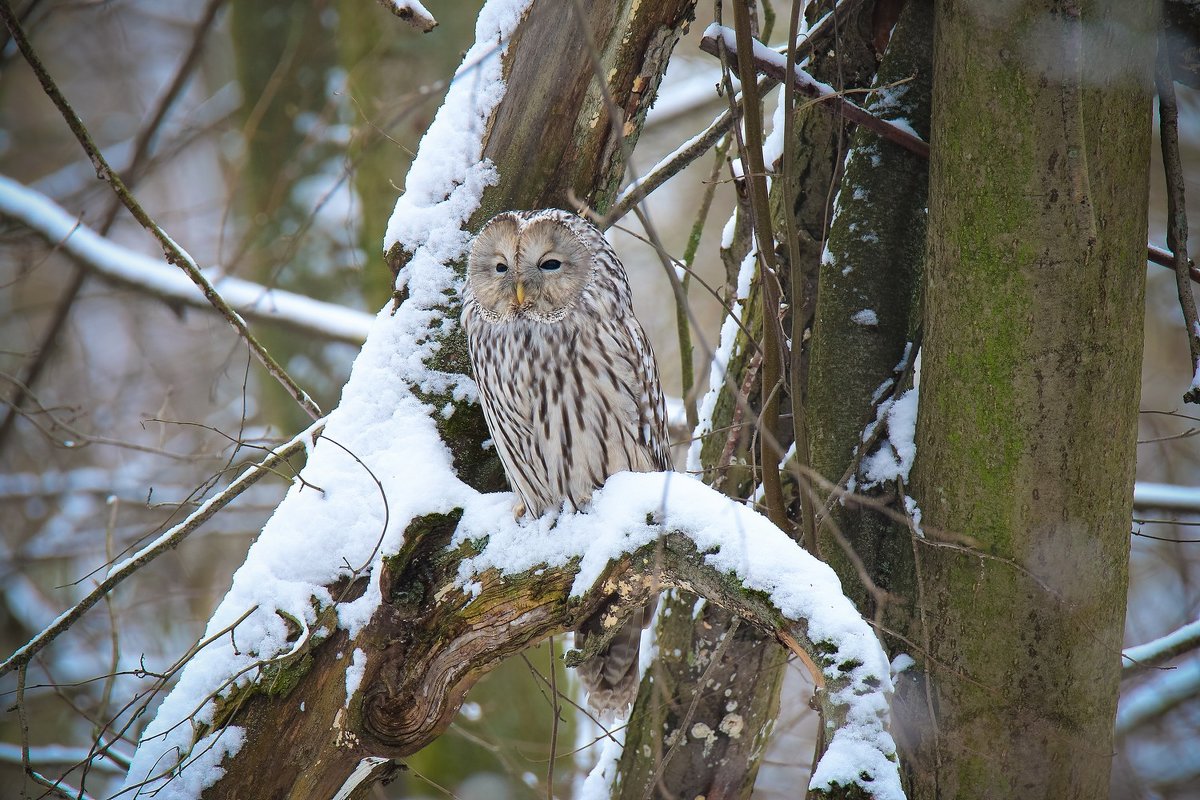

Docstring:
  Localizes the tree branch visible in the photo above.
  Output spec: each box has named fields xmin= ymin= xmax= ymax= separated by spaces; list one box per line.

xmin=705 ymin=23 xmax=1193 ymax=284
xmin=195 ymin=475 xmax=902 ymax=800
xmin=0 ymin=420 xmax=323 ymax=678
xmin=1156 ymin=33 xmax=1200 ymax=404
xmin=0 ymin=1 xmax=323 ymax=420
xmin=0 ymin=176 xmax=374 ymax=344
xmin=1122 ymin=617 xmax=1200 ymax=676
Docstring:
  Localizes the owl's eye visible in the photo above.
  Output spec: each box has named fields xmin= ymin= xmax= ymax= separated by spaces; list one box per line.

xmin=495 ymin=263 xmax=508 ymax=274
xmin=539 ymin=259 xmax=562 ymax=272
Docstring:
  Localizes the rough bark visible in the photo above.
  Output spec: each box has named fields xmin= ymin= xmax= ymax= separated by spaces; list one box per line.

xmin=200 ymin=1 xmax=698 ymax=797
xmin=904 ymin=1 xmax=1155 ymax=797
xmin=805 ymin=0 xmax=933 ymax=641
xmin=203 ymin=526 xmax=884 ymax=800
xmin=611 ymin=5 xmax=883 ymax=798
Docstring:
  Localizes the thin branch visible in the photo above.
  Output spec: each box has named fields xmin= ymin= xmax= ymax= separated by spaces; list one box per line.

xmin=377 ymin=0 xmax=438 ymax=32
xmin=731 ymin=0 xmax=789 ymax=533
xmin=783 ymin=0 xmax=818 ymax=556
xmin=0 ymin=2 xmax=323 ymax=420
xmin=1157 ymin=34 xmax=1200 ymax=403
xmin=703 ymin=23 xmax=1192 ymax=285
xmin=602 ymin=101 xmax=749 ymax=229
xmin=703 ymin=24 xmax=930 ymax=158
xmin=675 ymin=142 xmax=729 ymax=431
xmin=0 ymin=420 xmax=323 ymax=678
xmin=1123 ymin=617 xmax=1200 ymax=676
xmin=0 ymin=0 xmax=227 ymax=456
xmin=0 ymin=176 xmax=373 ymax=344
xmin=602 ymin=1 xmax=863 ymax=231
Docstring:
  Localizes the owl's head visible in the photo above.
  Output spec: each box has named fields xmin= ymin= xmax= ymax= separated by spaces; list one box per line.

xmin=466 ymin=211 xmax=595 ymax=322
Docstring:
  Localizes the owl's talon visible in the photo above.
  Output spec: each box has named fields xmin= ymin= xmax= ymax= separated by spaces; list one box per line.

xmin=512 ymin=501 xmax=526 ymax=520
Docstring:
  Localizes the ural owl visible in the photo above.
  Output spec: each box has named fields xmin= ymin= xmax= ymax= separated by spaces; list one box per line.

xmin=461 ymin=209 xmax=670 ymax=715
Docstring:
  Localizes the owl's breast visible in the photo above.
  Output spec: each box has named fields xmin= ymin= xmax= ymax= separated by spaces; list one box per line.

xmin=464 ymin=314 xmax=659 ymax=517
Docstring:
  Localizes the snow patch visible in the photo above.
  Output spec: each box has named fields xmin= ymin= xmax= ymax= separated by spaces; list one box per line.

xmin=851 ymin=309 xmax=878 ymax=327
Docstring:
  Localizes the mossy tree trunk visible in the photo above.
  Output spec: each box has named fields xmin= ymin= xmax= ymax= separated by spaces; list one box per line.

xmin=805 ymin=0 xmax=932 ymax=629
xmin=903 ymin=1 xmax=1155 ymax=797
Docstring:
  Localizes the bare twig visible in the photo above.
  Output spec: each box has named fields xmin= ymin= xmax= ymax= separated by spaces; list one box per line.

xmin=0 ymin=421 xmax=323 ymax=678
xmin=602 ymin=101 xmax=751 ymax=229
xmin=1157 ymin=34 xmax=1200 ymax=403
xmin=0 ymin=2 xmax=322 ymax=420
xmin=704 ymin=22 xmax=1190 ymax=285
xmin=602 ymin=1 xmax=864 ymax=230
xmin=1123 ymin=617 xmax=1200 ymax=676
xmin=730 ymin=0 xmax=789 ymax=533
xmin=783 ymin=0 xmax=818 ymax=555
xmin=703 ymin=24 xmax=930 ymax=158
xmin=0 ymin=0 xmax=228 ymax=455
xmin=676 ymin=143 xmax=729 ymax=431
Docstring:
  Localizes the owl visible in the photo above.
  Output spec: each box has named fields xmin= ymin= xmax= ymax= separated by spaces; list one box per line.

xmin=461 ymin=209 xmax=671 ymax=715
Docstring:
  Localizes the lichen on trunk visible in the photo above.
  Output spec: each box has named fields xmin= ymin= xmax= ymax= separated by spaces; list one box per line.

xmin=906 ymin=1 xmax=1155 ymax=797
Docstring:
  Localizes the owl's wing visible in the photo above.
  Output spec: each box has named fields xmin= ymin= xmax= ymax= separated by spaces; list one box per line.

xmin=622 ymin=317 xmax=673 ymax=472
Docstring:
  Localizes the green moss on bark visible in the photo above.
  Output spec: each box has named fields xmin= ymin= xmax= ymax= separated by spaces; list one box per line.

xmin=907 ymin=1 xmax=1155 ymax=797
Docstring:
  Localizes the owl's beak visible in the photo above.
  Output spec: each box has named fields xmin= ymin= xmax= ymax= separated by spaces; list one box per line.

xmin=514 ymin=280 xmax=526 ymax=306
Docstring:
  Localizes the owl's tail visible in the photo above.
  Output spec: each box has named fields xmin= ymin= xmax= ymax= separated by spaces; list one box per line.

xmin=575 ymin=600 xmax=655 ymax=719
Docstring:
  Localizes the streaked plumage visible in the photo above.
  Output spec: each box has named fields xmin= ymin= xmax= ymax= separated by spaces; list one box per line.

xmin=461 ymin=209 xmax=669 ymax=714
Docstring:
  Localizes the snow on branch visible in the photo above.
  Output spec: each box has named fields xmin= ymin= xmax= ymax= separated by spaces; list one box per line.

xmin=456 ymin=472 xmax=904 ymax=800
xmin=377 ymin=0 xmax=438 ymax=33
xmin=1133 ymin=481 xmax=1200 ymax=513
xmin=1117 ymin=657 xmax=1200 ymax=734
xmin=93 ymin=2 xmax=900 ymax=797
xmin=0 ymin=175 xmax=373 ymax=345
xmin=116 ymin=1 xmax=534 ymax=795
xmin=699 ymin=24 xmax=930 ymax=159
xmin=1123 ymin=617 xmax=1200 ymax=676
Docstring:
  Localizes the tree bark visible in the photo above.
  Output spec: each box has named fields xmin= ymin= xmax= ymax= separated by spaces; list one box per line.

xmin=905 ymin=1 xmax=1155 ymax=797
xmin=805 ymin=0 xmax=933 ymax=658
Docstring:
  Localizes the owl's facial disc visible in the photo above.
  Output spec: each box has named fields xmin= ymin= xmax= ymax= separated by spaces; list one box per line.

xmin=466 ymin=213 xmax=591 ymax=321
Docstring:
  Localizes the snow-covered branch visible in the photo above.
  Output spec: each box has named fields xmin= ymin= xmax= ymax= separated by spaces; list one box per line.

xmin=1133 ymin=481 xmax=1200 ymax=513
xmin=458 ymin=473 xmax=904 ymax=800
xmin=1123 ymin=617 xmax=1200 ymax=676
xmin=1117 ymin=657 xmax=1200 ymax=734
xmin=90 ymin=1 xmax=903 ymax=797
xmin=377 ymin=0 xmax=438 ymax=32
xmin=0 ymin=176 xmax=373 ymax=345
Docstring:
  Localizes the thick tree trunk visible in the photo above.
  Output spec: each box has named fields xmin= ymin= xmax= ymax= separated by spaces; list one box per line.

xmin=904 ymin=1 xmax=1155 ymax=797
xmin=805 ymin=0 xmax=933 ymax=629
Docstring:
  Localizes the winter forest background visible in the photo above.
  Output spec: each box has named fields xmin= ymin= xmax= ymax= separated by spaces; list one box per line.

xmin=0 ymin=1 xmax=1198 ymax=799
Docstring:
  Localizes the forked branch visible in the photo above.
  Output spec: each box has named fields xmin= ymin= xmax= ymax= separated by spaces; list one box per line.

xmin=176 ymin=479 xmax=901 ymax=800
